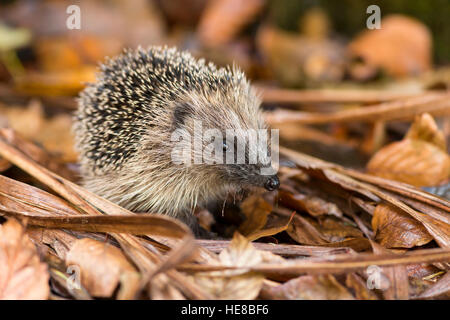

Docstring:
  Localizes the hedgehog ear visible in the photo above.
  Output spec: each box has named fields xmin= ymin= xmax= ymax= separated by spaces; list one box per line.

xmin=173 ymin=102 xmax=194 ymax=127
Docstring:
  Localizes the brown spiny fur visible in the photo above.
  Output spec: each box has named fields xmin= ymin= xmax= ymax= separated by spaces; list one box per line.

xmin=73 ymin=46 xmax=276 ymax=227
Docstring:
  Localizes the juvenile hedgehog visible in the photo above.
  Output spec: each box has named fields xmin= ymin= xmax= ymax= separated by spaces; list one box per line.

xmin=73 ymin=46 xmax=279 ymax=229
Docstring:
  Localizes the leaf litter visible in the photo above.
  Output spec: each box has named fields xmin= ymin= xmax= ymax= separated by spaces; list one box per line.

xmin=0 ymin=112 xmax=448 ymax=300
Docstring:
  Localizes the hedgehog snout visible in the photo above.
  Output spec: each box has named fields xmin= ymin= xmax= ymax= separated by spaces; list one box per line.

xmin=264 ymin=175 xmax=280 ymax=191
xmin=230 ymin=164 xmax=280 ymax=191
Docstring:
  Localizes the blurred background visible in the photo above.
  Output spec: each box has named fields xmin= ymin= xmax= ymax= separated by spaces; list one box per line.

xmin=0 ymin=0 xmax=449 ymax=176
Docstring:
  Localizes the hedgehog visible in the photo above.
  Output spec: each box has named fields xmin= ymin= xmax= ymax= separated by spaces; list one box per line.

xmin=73 ymin=46 xmax=279 ymax=230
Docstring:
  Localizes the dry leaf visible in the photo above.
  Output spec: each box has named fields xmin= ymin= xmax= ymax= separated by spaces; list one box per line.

xmin=407 ymin=264 xmax=442 ymax=280
xmin=406 ymin=113 xmax=447 ymax=151
xmin=349 ymin=15 xmax=432 ymax=78
xmin=65 ymin=238 xmax=140 ymax=299
xmin=278 ymin=190 xmax=343 ymax=218
xmin=192 ymin=233 xmax=264 ymax=299
xmin=372 ymin=204 xmax=433 ymax=249
xmin=197 ymin=0 xmax=265 ymax=47
xmin=286 ymin=213 xmax=366 ymax=250
xmin=246 ymin=212 xmax=293 ymax=241
xmin=268 ymin=275 xmax=354 ymax=300
xmin=367 ymin=114 xmax=450 ymax=187
xmin=0 ymin=103 xmax=77 ymax=163
xmin=286 ymin=214 xmax=328 ymax=246
xmin=315 ymin=217 xmax=364 ymax=242
xmin=239 ymin=194 xmax=273 ymax=236
xmin=0 ymin=219 xmax=49 ymax=299
xmin=367 ymin=139 xmax=449 ymax=187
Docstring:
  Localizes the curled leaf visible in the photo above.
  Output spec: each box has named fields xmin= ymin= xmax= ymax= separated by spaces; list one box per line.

xmin=65 ymin=238 xmax=140 ymax=299
xmin=0 ymin=219 xmax=49 ymax=299
xmin=372 ymin=204 xmax=433 ymax=249
xmin=367 ymin=114 xmax=450 ymax=187
xmin=349 ymin=15 xmax=431 ymax=77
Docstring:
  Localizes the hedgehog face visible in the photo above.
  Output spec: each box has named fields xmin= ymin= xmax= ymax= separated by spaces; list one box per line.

xmin=170 ymin=93 xmax=279 ymax=192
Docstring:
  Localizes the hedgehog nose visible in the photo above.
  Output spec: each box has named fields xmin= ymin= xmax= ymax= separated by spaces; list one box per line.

xmin=264 ymin=176 xmax=280 ymax=191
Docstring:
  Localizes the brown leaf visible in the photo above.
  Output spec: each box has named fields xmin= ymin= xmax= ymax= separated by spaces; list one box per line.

xmin=367 ymin=139 xmax=450 ymax=187
xmin=269 ymin=275 xmax=354 ymax=300
xmin=239 ymin=194 xmax=273 ymax=236
xmin=367 ymin=113 xmax=450 ymax=187
xmin=406 ymin=263 xmax=442 ymax=280
xmin=286 ymin=212 xmax=368 ymax=251
xmin=0 ymin=219 xmax=49 ymax=299
xmin=372 ymin=204 xmax=433 ymax=248
xmin=246 ymin=212 xmax=293 ymax=241
xmin=314 ymin=217 xmax=364 ymax=242
xmin=349 ymin=15 xmax=432 ymax=77
xmin=191 ymin=233 xmax=265 ymax=299
xmin=286 ymin=214 xmax=328 ymax=245
xmin=65 ymin=238 xmax=140 ymax=299
xmin=197 ymin=0 xmax=265 ymax=47
xmin=278 ymin=190 xmax=343 ymax=218
xmin=406 ymin=113 xmax=447 ymax=151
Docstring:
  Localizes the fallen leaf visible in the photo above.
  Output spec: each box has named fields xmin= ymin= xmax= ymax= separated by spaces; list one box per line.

xmin=246 ymin=212 xmax=293 ymax=241
xmin=191 ymin=233 xmax=265 ymax=299
xmin=349 ymin=15 xmax=432 ymax=78
xmin=286 ymin=214 xmax=328 ymax=245
xmin=278 ymin=190 xmax=343 ymax=218
xmin=372 ymin=203 xmax=433 ymax=248
xmin=405 ymin=113 xmax=447 ymax=151
xmin=239 ymin=194 xmax=273 ymax=236
xmin=286 ymin=212 xmax=367 ymax=251
xmin=406 ymin=263 xmax=442 ymax=280
xmin=268 ymin=274 xmax=354 ymax=300
xmin=0 ymin=219 xmax=49 ymax=299
xmin=197 ymin=0 xmax=265 ymax=47
xmin=65 ymin=238 xmax=140 ymax=299
xmin=367 ymin=114 xmax=450 ymax=187
xmin=314 ymin=217 xmax=364 ymax=242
